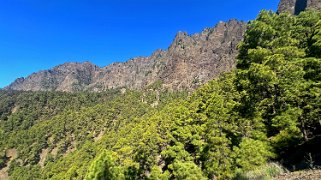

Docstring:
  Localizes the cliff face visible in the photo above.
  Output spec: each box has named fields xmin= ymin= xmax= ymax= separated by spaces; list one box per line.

xmin=278 ymin=0 xmax=321 ymax=15
xmin=5 ymin=20 xmax=247 ymax=92
xmin=7 ymin=62 xmax=99 ymax=92
xmin=308 ymin=0 xmax=321 ymax=11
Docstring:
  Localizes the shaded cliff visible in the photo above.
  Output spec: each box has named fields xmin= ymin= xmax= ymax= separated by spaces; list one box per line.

xmin=278 ymin=0 xmax=321 ymax=15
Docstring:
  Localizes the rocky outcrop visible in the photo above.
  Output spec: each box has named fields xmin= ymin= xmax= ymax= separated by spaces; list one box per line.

xmin=308 ymin=0 xmax=321 ymax=11
xmin=7 ymin=62 xmax=99 ymax=92
xmin=278 ymin=0 xmax=321 ymax=15
xmin=277 ymin=0 xmax=297 ymax=14
xmin=5 ymin=20 xmax=247 ymax=92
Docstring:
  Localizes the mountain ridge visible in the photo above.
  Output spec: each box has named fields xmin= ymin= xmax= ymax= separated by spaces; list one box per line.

xmin=6 ymin=0 xmax=321 ymax=92
xmin=5 ymin=19 xmax=247 ymax=92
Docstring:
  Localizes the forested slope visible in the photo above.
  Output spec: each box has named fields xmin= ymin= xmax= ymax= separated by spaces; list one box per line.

xmin=1 ymin=10 xmax=321 ymax=180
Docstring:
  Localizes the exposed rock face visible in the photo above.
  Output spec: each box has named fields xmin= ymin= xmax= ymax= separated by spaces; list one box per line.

xmin=277 ymin=0 xmax=297 ymax=14
xmin=7 ymin=62 xmax=99 ymax=92
xmin=278 ymin=0 xmax=321 ymax=15
xmin=308 ymin=0 xmax=321 ymax=11
xmin=5 ymin=20 xmax=247 ymax=92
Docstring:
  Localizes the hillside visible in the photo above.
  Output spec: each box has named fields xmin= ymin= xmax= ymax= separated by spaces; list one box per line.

xmin=1 ymin=7 xmax=321 ymax=179
xmin=0 ymin=89 xmax=188 ymax=179
xmin=1 ymin=0 xmax=321 ymax=179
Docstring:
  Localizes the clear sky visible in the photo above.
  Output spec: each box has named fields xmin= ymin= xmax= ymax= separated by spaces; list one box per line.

xmin=0 ymin=0 xmax=280 ymax=88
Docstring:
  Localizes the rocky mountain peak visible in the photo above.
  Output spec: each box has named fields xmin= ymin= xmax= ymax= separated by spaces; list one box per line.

xmin=53 ymin=61 xmax=99 ymax=72
xmin=5 ymin=19 xmax=247 ymax=92
xmin=6 ymin=61 xmax=100 ymax=92
xmin=151 ymin=49 xmax=166 ymax=59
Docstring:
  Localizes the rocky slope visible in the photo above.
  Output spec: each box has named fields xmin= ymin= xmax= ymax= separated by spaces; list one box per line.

xmin=5 ymin=20 xmax=247 ymax=92
xmin=275 ymin=170 xmax=321 ymax=180
xmin=278 ymin=0 xmax=321 ymax=15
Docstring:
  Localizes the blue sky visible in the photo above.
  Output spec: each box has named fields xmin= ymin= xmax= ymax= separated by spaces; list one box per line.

xmin=0 ymin=0 xmax=280 ymax=88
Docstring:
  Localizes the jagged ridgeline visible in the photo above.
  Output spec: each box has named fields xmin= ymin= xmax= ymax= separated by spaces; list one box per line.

xmin=5 ymin=20 xmax=246 ymax=92
xmin=1 ymin=8 xmax=321 ymax=179
xmin=4 ymin=0 xmax=321 ymax=93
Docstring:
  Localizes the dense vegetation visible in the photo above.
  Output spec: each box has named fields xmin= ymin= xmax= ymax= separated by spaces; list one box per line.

xmin=1 ymin=10 xmax=321 ymax=179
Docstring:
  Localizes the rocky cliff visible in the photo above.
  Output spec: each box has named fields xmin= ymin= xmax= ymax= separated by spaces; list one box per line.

xmin=278 ymin=0 xmax=321 ymax=15
xmin=5 ymin=20 xmax=247 ymax=92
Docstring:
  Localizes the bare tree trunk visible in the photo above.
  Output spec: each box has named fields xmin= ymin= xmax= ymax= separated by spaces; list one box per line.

xmin=300 ymin=119 xmax=309 ymax=142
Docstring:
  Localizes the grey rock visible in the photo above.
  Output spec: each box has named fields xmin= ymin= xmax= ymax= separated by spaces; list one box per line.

xmin=7 ymin=62 xmax=99 ymax=92
xmin=278 ymin=0 xmax=321 ymax=15
xmin=5 ymin=20 xmax=247 ymax=92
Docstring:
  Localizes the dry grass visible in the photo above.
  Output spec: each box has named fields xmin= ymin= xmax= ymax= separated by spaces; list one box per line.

xmin=235 ymin=163 xmax=287 ymax=180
